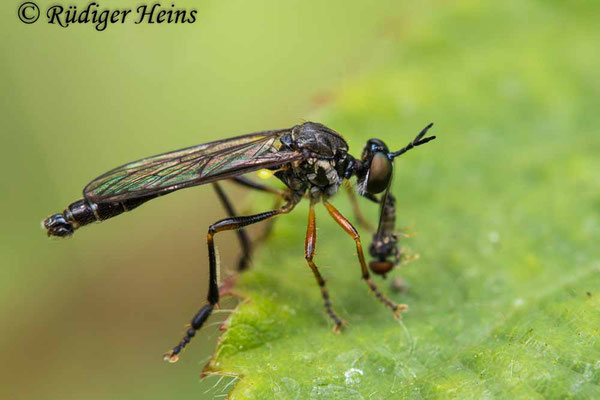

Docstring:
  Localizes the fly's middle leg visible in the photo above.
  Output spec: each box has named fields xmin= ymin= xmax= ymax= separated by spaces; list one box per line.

xmin=305 ymin=199 xmax=346 ymax=332
xmin=163 ymin=200 xmax=296 ymax=363
xmin=344 ymin=182 xmax=375 ymax=232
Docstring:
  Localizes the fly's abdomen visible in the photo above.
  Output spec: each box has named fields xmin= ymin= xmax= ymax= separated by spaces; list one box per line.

xmin=43 ymin=195 xmax=157 ymax=237
xmin=43 ymin=199 xmax=104 ymax=237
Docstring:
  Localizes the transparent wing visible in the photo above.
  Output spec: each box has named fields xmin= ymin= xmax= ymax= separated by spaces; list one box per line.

xmin=84 ymin=129 xmax=301 ymax=203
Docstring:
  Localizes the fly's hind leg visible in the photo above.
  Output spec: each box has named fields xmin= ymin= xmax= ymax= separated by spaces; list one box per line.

xmin=212 ymin=182 xmax=252 ymax=272
xmin=230 ymin=176 xmax=289 ymax=245
xmin=256 ymin=196 xmax=283 ymax=243
xmin=213 ymin=178 xmax=290 ymax=272
xmin=231 ymin=176 xmax=288 ymax=198
xmin=163 ymin=200 xmax=296 ymax=363
xmin=305 ymin=199 xmax=346 ymax=332
xmin=323 ymin=199 xmax=408 ymax=318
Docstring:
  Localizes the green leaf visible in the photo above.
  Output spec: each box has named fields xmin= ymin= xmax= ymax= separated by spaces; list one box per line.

xmin=206 ymin=2 xmax=600 ymax=398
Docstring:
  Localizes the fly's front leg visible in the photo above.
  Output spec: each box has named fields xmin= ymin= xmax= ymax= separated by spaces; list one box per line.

xmin=323 ymin=200 xmax=408 ymax=318
xmin=163 ymin=200 xmax=296 ymax=363
xmin=305 ymin=199 xmax=346 ymax=332
xmin=344 ymin=182 xmax=375 ymax=232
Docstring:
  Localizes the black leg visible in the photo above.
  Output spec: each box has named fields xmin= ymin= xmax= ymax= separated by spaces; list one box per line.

xmin=323 ymin=199 xmax=408 ymax=317
xmin=230 ymin=176 xmax=288 ymax=198
xmin=305 ymin=199 xmax=346 ymax=332
xmin=212 ymin=182 xmax=252 ymax=271
xmin=213 ymin=178 xmax=291 ymax=271
xmin=254 ymin=196 xmax=283 ymax=244
xmin=163 ymin=200 xmax=297 ymax=363
xmin=230 ymin=176 xmax=290 ymax=244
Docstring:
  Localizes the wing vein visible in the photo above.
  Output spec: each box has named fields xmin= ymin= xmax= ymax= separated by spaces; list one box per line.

xmin=84 ymin=129 xmax=300 ymax=202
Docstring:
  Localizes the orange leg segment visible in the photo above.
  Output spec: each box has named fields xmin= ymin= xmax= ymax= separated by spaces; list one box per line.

xmin=323 ymin=199 xmax=408 ymax=318
xmin=305 ymin=200 xmax=346 ymax=331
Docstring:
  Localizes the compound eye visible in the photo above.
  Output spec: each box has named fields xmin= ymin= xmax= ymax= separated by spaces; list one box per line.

xmin=366 ymin=152 xmax=392 ymax=194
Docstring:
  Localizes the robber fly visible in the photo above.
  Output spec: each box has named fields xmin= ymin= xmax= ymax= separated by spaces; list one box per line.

xmin=43 ymin=121 xmax=436 ymax=362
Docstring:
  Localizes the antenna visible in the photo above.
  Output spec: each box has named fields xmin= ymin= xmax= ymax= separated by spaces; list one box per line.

xmin=389 ymin=123 xmax=436 ymax=159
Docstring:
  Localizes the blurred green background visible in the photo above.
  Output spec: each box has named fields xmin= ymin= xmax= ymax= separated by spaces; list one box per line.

xmin=2 ymin=0 xmax=599 ymax=399
xmin=1 ymin=1 xmax=398 ymax=399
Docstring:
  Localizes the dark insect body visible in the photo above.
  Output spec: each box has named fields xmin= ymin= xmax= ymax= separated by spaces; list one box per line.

xmin=369 ymin=190 xmax=400 ymax=277
xmin=43 ymin=121 xmax=436 ymax=362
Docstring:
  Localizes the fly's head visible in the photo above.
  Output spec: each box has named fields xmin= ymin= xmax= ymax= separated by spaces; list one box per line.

xmin=356 ymin=123 xmax=436 ymax=196
xmin=356 ymin=138 xmax=393 ymax=196
xmin=354 ymin=140 xmax=398 ymax=277
xmin=355 ymin=123 xmax=437 ymax=277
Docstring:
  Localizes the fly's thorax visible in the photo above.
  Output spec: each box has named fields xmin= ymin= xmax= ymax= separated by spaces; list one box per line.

xmin=274 ymin=155 xmax=345 ymax=199
xmin=306 ymin=159 xmax=340 ymax=186
xmin=288 ymin=122 xmax=349 ymax=158
xmin=275 ymin=122 xmax=352 ymax=199
xmin=273 ymin=162 xmax=309 ymax=198
xmin=306 ymin=158 xmax=343 ymax=198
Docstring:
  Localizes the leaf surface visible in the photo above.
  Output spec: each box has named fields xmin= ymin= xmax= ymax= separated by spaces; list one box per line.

xmin=207 ymin=2 xmax=600 ymax=398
